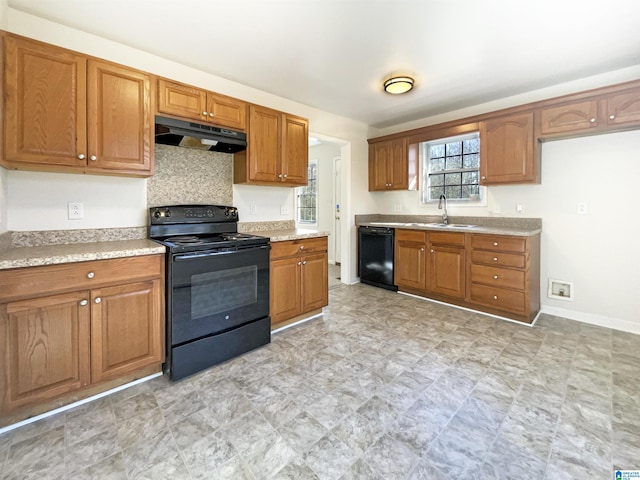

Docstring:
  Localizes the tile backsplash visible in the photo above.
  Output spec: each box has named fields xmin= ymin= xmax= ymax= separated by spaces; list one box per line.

xmin=147 ymin=144 xmax=233 ymax=207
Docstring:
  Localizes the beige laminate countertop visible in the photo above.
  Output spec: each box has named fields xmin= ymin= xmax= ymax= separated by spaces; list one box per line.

xmin=0 ymin=239 xmax=166 ymax=270
xmin=248 ymin=228 xmax=330 ymax=242
xmin=358 ymin=221 xmax=540 ymax=237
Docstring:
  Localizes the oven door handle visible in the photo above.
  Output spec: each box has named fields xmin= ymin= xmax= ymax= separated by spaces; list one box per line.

xmin=173 ymin=244 xmax=270 ymax=261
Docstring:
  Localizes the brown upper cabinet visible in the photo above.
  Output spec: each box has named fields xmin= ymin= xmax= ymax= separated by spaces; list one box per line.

xmin=157 ymin=79 xmax=247 ymax=131
xmin=539 ymin=85 xmax=640 ymax=137
xmin=2 ymin=33 xmax=153 ymax=177
xmin=234 ymin=104 xmax=309 ymax=186
xmin=368 ymin=137 xmax=418 ymax=191
xmin=479 ymin=112 xmax=539 ymax=185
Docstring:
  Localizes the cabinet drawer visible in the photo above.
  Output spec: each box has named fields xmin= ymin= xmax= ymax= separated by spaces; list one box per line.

xmin=471 ymin=235 xmax=526 ymax=253
xmin=0 ymin=255 xmax=163 ymax=302
xmin=470 ymin=284 xmax=527 ymax=314
xmin=429 ymin=232 xmax=465 ymax=247
xmin=396 ymin=229 xmax=426 ymax=243
xmin=471 ymin=250 xmax=526 ymax=269
xmin=471 ymin=265 xmax=525 ymax=290
xmin=270 ymin=237 xmax=328 ymax=259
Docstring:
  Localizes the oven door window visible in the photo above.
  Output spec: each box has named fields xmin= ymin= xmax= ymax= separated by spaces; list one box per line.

xmin=170 ymin=246 xmax=270 ymax=345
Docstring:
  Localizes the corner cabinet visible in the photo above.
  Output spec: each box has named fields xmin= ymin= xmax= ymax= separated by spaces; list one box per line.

xmin=368 ymin=137 xmax=418 ymax=191
xmin=234 ymin=105 xmax=309 ymax=186
xmin=2 ymin=33 xmax=153 ymax=177
xmin=156 ymin=79 xmax=247 ymax=131
xmin=479 ymin=112 xmax=539 ymax=185
xmin=0 ymin=255 xmax=164 ymax=424
xmin=270 ymin=237 xmax=328 ymax=329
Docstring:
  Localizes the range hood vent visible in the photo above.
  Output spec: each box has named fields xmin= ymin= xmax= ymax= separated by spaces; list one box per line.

xmin=154 ymin=115 xmax=247 ymax=153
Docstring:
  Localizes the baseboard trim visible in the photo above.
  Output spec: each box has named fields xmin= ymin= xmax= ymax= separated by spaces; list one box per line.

xmin=540 ymin=305 xmax=640 ymax=334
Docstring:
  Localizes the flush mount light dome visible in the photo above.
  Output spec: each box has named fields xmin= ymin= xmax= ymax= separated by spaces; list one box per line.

xmin=384 ymin=76 xmax=414 ymax=94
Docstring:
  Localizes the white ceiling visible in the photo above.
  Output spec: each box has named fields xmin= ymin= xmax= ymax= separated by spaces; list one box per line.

xmin=8 ymin=0 xmax=640 ymax=128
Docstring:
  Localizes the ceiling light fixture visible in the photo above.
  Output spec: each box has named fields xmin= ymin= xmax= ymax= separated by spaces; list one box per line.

xmin=383 ymin=76 xmax=414 ymax=95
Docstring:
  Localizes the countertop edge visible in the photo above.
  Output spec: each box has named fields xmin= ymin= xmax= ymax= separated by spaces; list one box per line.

xmin=357 ymin=222 xmax=541 ymax=237
xmin=247 ymin=229 xmax=330 ymax=242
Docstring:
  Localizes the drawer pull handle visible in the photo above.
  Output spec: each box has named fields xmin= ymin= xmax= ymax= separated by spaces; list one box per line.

xmin=493 ymin=257 xmax=498 ymax=262
xmin=300 ymin=245 xmax=305 ymax=250
xmin=493 ymin=275 xmax=499 ymax=279
xmin=79 ymin=300 xmax=88 ymax=306
xmin=87 ymin=272 xmax=95 ymax=279
xmin=493 ymin=242 xmax=498 ymax=246
xmin=94 ymin=297 xmax=102 ymax=304
xmin=609 ymin=114 xmax=615 ymax=120
xmin=493 ymin=295 xmax=498 ymax=300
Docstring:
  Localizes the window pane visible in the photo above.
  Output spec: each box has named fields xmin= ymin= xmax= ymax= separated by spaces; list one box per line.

xmin=430 ymin=174 xmax=444 ymax=187
xmin=446 ymin=156 xmax=462 ymax=170
xmin=445 ymin=185 xmax=462 ymax=198
xmin=444 ymin=172 xmax=462 ymax=185
xmin=446 ymin=142 xmax=462 ymax=156
xmin=430 ymin=144 xmax=445 ymax=158
xmin=430 ymin=157 xmax=445 ymax=172
xmin=430 ymin=186 xmax=444 ymax=198
xmin=463 ymin=153 xmax=479 ymax=168
xmin=462 ymin=171 xmax=479 ymax=185
xmin=463 ymin=138 xmax=480 ymax=154
xmin=462 ymin=185 xmax=480 ymax=198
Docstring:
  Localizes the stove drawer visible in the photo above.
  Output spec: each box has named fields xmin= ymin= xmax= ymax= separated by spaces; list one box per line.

xmin=0 ymin=255 xmax=163 ymax=302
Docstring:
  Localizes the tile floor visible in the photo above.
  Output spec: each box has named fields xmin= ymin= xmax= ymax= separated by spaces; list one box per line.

xmin=1 ymin=282 xmax=639 ymax=479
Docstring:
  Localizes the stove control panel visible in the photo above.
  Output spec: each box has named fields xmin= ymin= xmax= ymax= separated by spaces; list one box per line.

xmin=150 ymin=205 xmax=238 ymax=224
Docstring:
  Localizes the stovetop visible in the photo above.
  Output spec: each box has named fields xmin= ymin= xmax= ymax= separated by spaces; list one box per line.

xmin=157 ymin=232 xmax=270 ymax=253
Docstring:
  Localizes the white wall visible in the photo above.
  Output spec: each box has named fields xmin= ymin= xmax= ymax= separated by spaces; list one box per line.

xmin=5 ymin=8 xmax=372 ymax=283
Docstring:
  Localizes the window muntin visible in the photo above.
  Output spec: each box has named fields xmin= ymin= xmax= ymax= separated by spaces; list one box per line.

xmin=296 ymin=159 xmax=317 ymax=224
xmin=422 ymin=133 xmax=481 ymax=203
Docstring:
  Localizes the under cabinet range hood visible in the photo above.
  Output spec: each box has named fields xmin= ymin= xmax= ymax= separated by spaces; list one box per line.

xmin=154 ymin=115 xmax=247 ymax=153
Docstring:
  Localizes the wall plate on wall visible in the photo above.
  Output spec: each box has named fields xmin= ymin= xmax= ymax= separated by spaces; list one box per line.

xmin=548 ymin=278 xmax=574 ymax=301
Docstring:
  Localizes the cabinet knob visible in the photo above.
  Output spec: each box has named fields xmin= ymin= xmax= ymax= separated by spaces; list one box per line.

xmin=493 ymin=295 xmax=498 ymax=300
xmin=420 ymin=247 xmax=424 ymax=252
xmin=302 ymin=260 xmax=307 ymax=265
xmin=297 ymin=261 xmax=302 ymax=266
xmin=493 ymin=242 xmax=498 ymax=246
xmin=283 ymin=174 xmax=288 ymax=178
xmin=430 ymin=249 xmax=434 ymax=253
xmin=300 ymin=245 xmax=305 ymax=250
xmin=278 ymin=174 xmax=283 ymax=178
xmin=589 ymin=118 xmax=596 ymax=123
xmin=94 ymin=297 xmax=102 ymax=304
xmin=87 ymin=272 xmax=95 ymax=279
xmin=481 ymin=176 xmax=486 ymax=180
xmin=493 ymin=275 xmax=499 ymax=280
xmin=609 ymin=114 xmax=615 ymax=120
xmin=90 ymin=155 xmax=97 ymax=161
xmin=493 ymin=257 xmax=498 ymax=262
xmin=209 ymin=112 xmax=214 ymax=117
xmin=202 ymin=111 xmax=208 ymax=116
xmin=78 ymin=153 xmax=85 ymax=160
xmin=79 ymin=299 xmax=88 ymax=306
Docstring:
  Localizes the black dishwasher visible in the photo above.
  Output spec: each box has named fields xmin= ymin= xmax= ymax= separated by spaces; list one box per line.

xmin=358 ymin=226 xmax=398 ymax=291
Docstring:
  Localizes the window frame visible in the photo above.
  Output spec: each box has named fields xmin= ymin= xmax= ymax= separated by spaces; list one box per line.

xmin=420 ymin=132 xmax=485 ymax=205
xmin=296 ymin=158 xmax=318 ymax=225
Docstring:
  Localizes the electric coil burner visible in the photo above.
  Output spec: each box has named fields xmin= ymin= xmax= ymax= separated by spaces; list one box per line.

xmin=149 ymin=205 xmax=271 ymax=381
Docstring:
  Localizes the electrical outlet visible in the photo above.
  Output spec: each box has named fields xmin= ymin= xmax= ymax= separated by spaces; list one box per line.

xmin=280 ymin=205 xmax=290 ymax=215
xmin=68 ymin=202 xmax=83 ymax=220
xmin=516 ymin=203 xmax=524 ymax=213
xmin=577 ymin=202 xmax=588 ymax=215
xmin=250 ymin=203 xmax=257 ymax=215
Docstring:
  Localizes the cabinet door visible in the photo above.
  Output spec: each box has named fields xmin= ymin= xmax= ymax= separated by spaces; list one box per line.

xmin=369 ymin=142 xmax=390 ymax=190
xmin=539 ymin=100 xmax=598 ymax=135
xmin=157 ymin=79 xmax=207 ymax=122
xmin=388 ymin=138 xmax=409 ymax=189
xmin=480 ymin=112 xmax=537 ymax=184
xmin=281 ymin=114 xmax=309 ymax=185
xmin=604 ymin=88 xmax=640 ymax=127
xmin=0 ymin=292 xmax=91 ymax=415
xmin=207 ymin=92 xmax=247 ymax=130
xmin=3 ymin=35 xmax=87 ymax=167
xmin=394 ymin=240 xmax=426 ymax=291
xmin=90 ymin=280 xmax=163 ymax=383
xmin=301 ymin=253 xmax=328 ymax=313
xmin=428 ymin=245 xmax=465 ymax=298
xmin=87 ymin=60 xmax=153 ymax=174
xmin=248 ymin=105 xmax=281 ymax=183
xmin=270 ymin=257 xmax=302 ymax=324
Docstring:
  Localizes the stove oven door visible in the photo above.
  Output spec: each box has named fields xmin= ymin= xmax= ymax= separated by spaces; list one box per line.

xmin=169 ymin=245 xmax=270 ymax=346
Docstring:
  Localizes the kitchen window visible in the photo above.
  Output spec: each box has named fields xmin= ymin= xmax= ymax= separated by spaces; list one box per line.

xmin=421 ymin=132 xmax=482 ymax=203
xmin=296 ymin=159 xmax=317 ymax=224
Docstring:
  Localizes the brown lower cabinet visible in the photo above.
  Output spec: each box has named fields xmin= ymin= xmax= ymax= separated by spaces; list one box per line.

xmin=0 ymin=255 xmax=165 ymax=424
xmin=394 ymin=229 xmax=540 ymax=323
xmin=270 ymin=237 xmax=328 ymax=329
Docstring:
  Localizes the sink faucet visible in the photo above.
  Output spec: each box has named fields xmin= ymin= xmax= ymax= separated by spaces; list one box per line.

xmin=438 ymin=193 xmax=448 ymax=224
